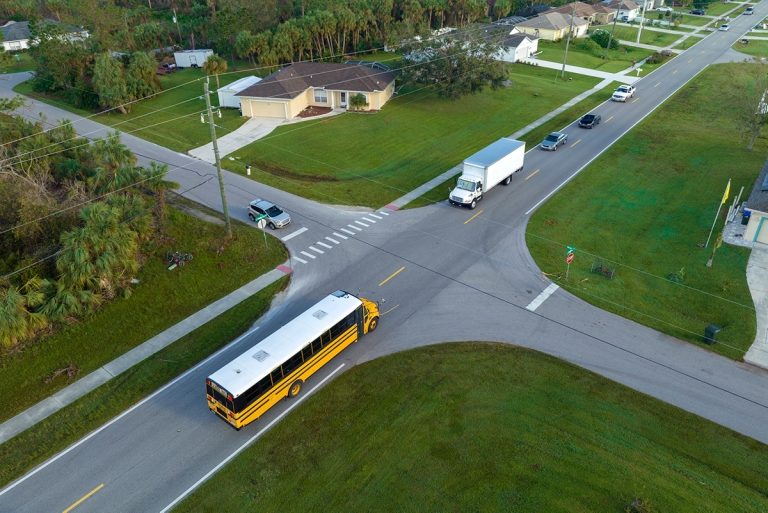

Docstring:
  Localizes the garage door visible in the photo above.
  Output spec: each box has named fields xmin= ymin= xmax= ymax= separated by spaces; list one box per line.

xmin=250 ymin=101 xmax=286 ymax=119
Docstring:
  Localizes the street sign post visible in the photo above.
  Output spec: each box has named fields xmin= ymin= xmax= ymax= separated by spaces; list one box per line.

xmin=565 ymin=247 xmax=575 ymax=279
xmin=252 ymin=213 xmax=269 ymax=247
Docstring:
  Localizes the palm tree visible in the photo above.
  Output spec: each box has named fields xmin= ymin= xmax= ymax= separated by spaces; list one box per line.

xmin=91 ymin=131 xmax=136 ymax=171
xmin=0 ymin=277 xmax=47 ymax=347
xmin=202 ymin=54 xmax=228 ymax=90
xmin=141 ymin=162 xmax=178 ymax=236
xmin=87 ymin=164 xmax=141 ymax=195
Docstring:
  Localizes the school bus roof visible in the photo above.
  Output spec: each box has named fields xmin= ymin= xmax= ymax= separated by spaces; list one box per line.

xmin=208 ymin=291 xmax=362 ymax=397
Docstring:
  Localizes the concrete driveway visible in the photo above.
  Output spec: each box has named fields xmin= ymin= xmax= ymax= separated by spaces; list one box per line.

xmin=187 ymin=117 xmax=284 ymax=164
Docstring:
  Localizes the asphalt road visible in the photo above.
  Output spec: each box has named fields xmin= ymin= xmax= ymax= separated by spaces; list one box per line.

xmin=2 ymin=10 xmax=768 ymax=511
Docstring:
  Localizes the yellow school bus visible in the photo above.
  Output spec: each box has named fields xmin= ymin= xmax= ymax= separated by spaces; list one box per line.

xmin=206 ymin=290 xmax=380 ymax=429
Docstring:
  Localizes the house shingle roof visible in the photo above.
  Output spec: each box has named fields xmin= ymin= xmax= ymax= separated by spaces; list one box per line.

xmin=236 ymin=62 xmax=396 ymax=100
xmin=606 ymin=0 xmax=640 ymax=10
xmin=515 ymin=12 xmax=589 ymax=31
xmin=549 ymin=2 xmax=597 ymax=18
xmin=459 ymin=23 xmax=538 ymax=47
xmin=1 ymin=18 xmax=82 ymax=42
xmin=746 ymin=159 xmax=768 ymax=213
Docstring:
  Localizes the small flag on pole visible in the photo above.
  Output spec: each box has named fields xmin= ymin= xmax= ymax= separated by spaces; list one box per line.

xmin=721 ymin=179 xmax=731 ymax=205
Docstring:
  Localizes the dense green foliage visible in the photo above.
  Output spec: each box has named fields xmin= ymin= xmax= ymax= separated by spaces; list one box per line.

xmin=175 ymin=343 xmax=768 ymax=512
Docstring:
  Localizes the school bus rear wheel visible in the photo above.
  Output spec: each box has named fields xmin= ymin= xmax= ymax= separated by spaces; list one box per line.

xmin=289 ymin=380 xmax=303 ymax=398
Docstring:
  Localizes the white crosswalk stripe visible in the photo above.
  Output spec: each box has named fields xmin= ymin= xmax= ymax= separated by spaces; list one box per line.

xmin=325 ymin=237 xmax=340 ymax=244
xmin=369 ymin=214 xmax=382 ymax=219
xmin=317 ymin=242 xmax=332 ymax=249
xmin=379 ymin=211 xmax=389 ymax=215
xmin=309 ymin=246 xmax=324 ymax=254
xmin=293 ymin=257 xmax=308 ymax=264
xmin=301 ymin=251 xmax=316 ymax=259
xmin=361 ymin=217 xmax=376 ymax=223
xmin=355 ymin=221 xmax=369 ymax=227
xmin=334 ymin=232 xmax=349 ymax=239
xmin=348 ymin=225 xmax=362 ymax=231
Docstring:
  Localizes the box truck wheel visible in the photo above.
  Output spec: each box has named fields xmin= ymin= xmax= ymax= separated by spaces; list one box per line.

xmin=470 ymin=199 xmax=477 ymax=210
xmin=503 ymin=175 xmax=511 ymax=186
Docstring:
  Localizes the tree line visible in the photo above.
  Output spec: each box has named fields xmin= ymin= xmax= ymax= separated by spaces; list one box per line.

xmin=0 ymin=96 xmax=178 ymax=347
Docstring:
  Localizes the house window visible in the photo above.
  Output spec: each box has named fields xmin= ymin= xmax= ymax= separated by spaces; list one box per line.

xmin=313 ymin=89 xmax=328 ymax=103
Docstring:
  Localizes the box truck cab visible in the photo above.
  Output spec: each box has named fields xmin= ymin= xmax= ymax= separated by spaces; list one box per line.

xmin=449 ymin=138 xmax=525 ymax=210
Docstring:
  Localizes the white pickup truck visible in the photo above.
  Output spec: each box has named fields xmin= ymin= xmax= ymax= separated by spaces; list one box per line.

xmin=612 ymin=84 xmax=636 ymax=102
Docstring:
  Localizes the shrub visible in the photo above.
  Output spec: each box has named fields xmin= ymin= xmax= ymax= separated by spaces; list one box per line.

xmin=591 ymin=28 xmax=619 ymax=50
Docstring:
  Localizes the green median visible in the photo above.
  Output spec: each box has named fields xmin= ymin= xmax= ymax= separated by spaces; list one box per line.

xmin=174 ymin=343 xmax=768 ymax=511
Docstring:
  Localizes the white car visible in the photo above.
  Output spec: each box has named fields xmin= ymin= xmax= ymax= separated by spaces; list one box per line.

xmin=656 ymin=6 xmax=672 ymax=12
xmin=719 ymin=23 xmax=730 ymax=31
xmin=611 ymin=84 xmax=636 ymax=102
xmin=745 ymin=7 xmax=754 ymax=15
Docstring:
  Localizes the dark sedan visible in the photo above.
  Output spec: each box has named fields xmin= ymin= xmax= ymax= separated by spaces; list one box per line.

xmin=579 ymin=113 xmax=601 ymax=129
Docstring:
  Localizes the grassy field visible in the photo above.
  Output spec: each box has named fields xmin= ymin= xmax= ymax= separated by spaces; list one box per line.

xmin=673 ymin=37 xmax=705 ymax=50
xmin=526 ymin=64 xmax=762 ymax=358
xmin=223 ymin=65 xmax=601 ymax=209
xmin=535 ymin=40 xmax=652 ymax=73
xmin=677 ymin=14 xmax=714 ymax=26
xmin=0 ymin=278 xmax=288 ymax=489
xmin=12 ymin=67 xmax=255 ymax=152
xmin=175 ymin=343 xmax=768 ymax=512
xmin=705 ymin=1 xmax=749 ymax=17
xmin=0 ymin=51 xmax=35 ymax=73
xmin=610 ymin=25 xmax=686 ymax=46
xmin=0 ymin=201 xmax=288 ymax=424
xmin=733 ymin=39 xmax=768 ymax=57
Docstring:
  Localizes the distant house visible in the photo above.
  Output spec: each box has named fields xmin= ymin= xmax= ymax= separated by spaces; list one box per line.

xmin=549 ymin=1 xmax=618 ymax=25
xmin=0 ymin=19 xmax=88 ymax=52
xmin=591 ymin=3 xmax=619 ymax=24
xmin=514 ymin=4 xmax=552 ymax=18
xmin=462 ymin=24 xmax=539 ymax=62
xmin=604 ymin=0 xmax=640 ymax=21
xmin=235 ymin=62 xmax=396 ymax=119
xmin=514 ymin=12 xmax=590 ymax=41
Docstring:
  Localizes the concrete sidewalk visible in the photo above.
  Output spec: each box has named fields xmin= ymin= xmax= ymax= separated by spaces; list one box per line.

xmin=746 ymin=243 xmax=768 ymax=370
xmin=0 ymin=264 xmax=292 ymax=444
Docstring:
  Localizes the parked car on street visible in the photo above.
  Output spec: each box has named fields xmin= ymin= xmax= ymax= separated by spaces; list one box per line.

xmin=745 ymin=7 xmax=754 ymax=14
xmin=611 ymin=84 xmax=636 ymax=102
xmin=540 ymin=132 xmax=568 ymax=151
xmin=578 ymin=113 xmax=602 ymax=129
xmin=656 ymin=6 xmax=672 ymax=11
xmin=719 ymin=23 xmax=730 ymax=31
xmin=690 ymin=9 xmax=706 ymax=15
xmin=247 ymin=199 xmax=291 ymax=229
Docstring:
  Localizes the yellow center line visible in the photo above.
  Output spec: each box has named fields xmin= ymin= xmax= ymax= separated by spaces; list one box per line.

xmin=701 ymin=50 xmax=705 ymax=54
xmin=570 ymin=139 xmax=581 ymax=148
xmin=673 ymin=70 xmax=678 ymax=74
xmin=380 ymin=304 xmax=400 ymax=315
xmin=525 ymin=169 xmax=540 ymax=180
xmin=712 ymin=42 xmax=716 ymax=46
xmin=654 ymin=82 xmax=660 ymax=87
xmin=605 ymin=116 xmax=614 ymax=123
xmin=464 ymin=210 xmax=484 ymax=225
xmin=632 ymin=97 xmax=639 ymax=103
xmin=63 ymin=484 xmax=104 ymax=513
xmin=379 ymin=266 xmax=405 ymax=287
xmin=688 ymin=59 xmax=693 ymax=63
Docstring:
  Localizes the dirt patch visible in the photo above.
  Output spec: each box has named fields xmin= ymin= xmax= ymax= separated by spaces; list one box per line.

xmin=297 ymin=106 xmax=333 ymax=118
xmin=253 ymin=160 xmax=340 ymax=183
xmin=172 ymin=203 xmax=225 ymax=226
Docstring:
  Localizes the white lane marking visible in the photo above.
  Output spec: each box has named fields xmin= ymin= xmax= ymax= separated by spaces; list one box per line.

xmin=280 ymin=227 xmax=307 ymax=241
xmin=355 ymin=221 xmax=369 ymax=227
xmin=348 ymin=225 xmax=362 ymax=231
xmin=325 ymin=237 xmax=340 ymax=244
xmin=369 ymin=214 xmax=382 ymax=219
xmin=525 ymin=284 xmax=560 ymax=312
xmin=334 ymin=232 xmax=349 ymax=239
xmin=379 ymin=211 xmax=389 ymax=216
xmin=293 ymin=257 xmax=308 ymax=264
xmin=317 ymin=242 xmax=332 ymax=249
xmin=0 ymin=323 xmax=271 ymax=498
xmin=361 ymin=217 xmax=376 ymax=223
xmin=159 ymin=364 xmax=346 ymax=513
xmin=301 ymin=251 xmax=316 ymax=259
xmin=309 ymin=246 xmax=324 ymax=254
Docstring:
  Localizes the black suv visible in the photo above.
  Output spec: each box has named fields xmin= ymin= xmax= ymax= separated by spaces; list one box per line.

xmin=690 ymin=8 xmax=706 ymax=15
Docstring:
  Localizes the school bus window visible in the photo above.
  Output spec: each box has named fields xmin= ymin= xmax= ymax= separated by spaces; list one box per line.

xmin=237 ymin=375 xmax=272 ymax=410
xmin=330 ymin=319 xmax=345 ymax=338
xmin=321 ymin=331 xmax=331 ymax=347
xmin=283 ymin=352 xmax=303 ymax=375
xmin=301 ymin=344 xmax=312 ymax=361
xmin=311 ymin=337 xmax=322 ymax=353
xmin=271 ymin=367 xmax=283 ymax=386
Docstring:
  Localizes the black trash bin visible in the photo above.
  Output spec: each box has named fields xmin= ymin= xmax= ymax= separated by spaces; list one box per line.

xmin=742 ymin=213 xmax=751 ymax=225
xmin=704 ymin=325 xmax=721 ymax=345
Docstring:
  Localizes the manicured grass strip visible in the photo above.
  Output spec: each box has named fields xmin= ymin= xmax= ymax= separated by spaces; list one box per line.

xmin=224 ymin=65 xmax=601 ymax=209
xmin=526 ymin=64 xmax=760 ymax=357
xmin=12 ymin=68 xmax=252 ymax=153
xmin=0 ymin=204 xmax=288 ymax=423
xmin=1 ymin=51 xmax=35 ymax=73
xmin=677 ymin=14 xmax=713 ymax=27
xmin=733 ymin=39 xmax=768 ymax=57
xmin=612 ymin=25 xmax=686 ymax=46
xmin=535 ymin=40 xmax=652 ymax=73
xmin=0 ymin=278 xmax=287 ymax=489
xmin=174 ymin=343 xmax=768 ymax=512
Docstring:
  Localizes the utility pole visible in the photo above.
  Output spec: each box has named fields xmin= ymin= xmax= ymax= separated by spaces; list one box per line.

xmin=605 ymin=2 xmax=622 ymax=59
xmin=172 ymin=8 xmax=182 ymax=42
xmin=561 ymin=1 xmax=578 ymax=78
xmin=636 ymin=0 xmax=649 ymax=44
xmin=203 ymin=81 xmax=232 ymax=237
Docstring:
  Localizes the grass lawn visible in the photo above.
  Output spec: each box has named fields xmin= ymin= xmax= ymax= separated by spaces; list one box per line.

xmin=0 ymin=278 xmax=288 ymax=488
xmin=0 ymin=51 xmax=35 ymax=73
xmin=535 ymin=40 xmax=652 ymax=73
xmin=733 ymin=39 xmax=768 ymax=57
xmin=175 ymin=343 xmax=768 ymax=512
xmin=610 ymin=25 xmax=685 ymax=46
xmin=12 ymin=67 xmax=254 ymax=153
xmin=705 ymin=1 xmax=747 ymax=17
xmin=673 ymin=37 xmax=704 ymax=50
xmin=526 ymin=64 xmax=762 ymax=358
xmin=223 ymin=65 xmax=601 ymax=209
xmin=677 ymin=14 xmax=714 ymax=26
xmin=0 ymin=200 xmax=288 ymax=424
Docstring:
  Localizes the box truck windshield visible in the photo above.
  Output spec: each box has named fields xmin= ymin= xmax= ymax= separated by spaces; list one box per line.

xmin=457 ymin=179 xmax=476 ymax=192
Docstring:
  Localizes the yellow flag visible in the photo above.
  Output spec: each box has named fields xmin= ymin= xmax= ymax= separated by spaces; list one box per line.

xmin=721 ymin=180 xmax=731 ymax=205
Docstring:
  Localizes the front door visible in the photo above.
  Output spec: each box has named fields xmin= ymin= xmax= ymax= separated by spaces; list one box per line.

xmin=340 ymin=92 xmax=347 ymax=107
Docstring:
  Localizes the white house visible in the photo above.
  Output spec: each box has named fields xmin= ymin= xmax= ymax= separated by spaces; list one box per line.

xmin=0 ymin=19 xmax=88 ymax=51
xmin=605 ymin=0 xmax=641 ymax=21
xmin=218 ymin=76 xmax=262 ymax=108
xmin=497 ymin=30 xmax=539 ymax=62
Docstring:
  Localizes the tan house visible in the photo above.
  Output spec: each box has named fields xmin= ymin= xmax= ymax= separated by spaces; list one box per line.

xmin=605 ymin=0 xmax=640 ymax=21
xmin=236 ymin=62 xmax=396 ymax=119
xmin=514 ymin=12 xmax=589 ymax=41
xmin=550 ymin=1 xmax=617 ymax=25
xmin=591 ymin=3 xmax=618 ymax=25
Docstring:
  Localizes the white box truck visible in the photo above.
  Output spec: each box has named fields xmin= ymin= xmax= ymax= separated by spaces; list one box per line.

xmin=173 ymin=49 xmax=214 ymax=68
xmin=448 ymin=138 xmax=525 ymax=210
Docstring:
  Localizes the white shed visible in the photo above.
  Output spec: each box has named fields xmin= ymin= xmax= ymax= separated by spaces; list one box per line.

xmin=218 ymin=76 xmax=262 ymax=108
xmin=173 ymin=49 xmax=213 ymax=68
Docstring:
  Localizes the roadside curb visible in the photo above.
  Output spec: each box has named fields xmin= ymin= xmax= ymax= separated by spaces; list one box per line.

xmin=0 ymin=263 xmax=292 ymax=445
